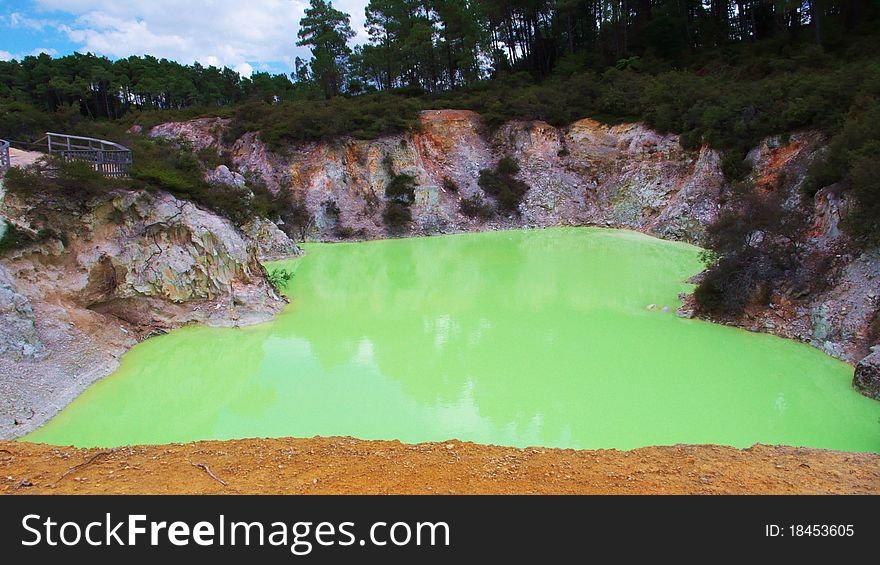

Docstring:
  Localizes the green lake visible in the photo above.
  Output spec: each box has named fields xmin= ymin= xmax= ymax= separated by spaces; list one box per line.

xmin=25 ymin=228 xmax=880 ymax=452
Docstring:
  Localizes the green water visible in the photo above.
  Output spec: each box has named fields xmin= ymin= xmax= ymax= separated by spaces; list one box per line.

xmin=25 ymin=228 xmax=880 ymax=452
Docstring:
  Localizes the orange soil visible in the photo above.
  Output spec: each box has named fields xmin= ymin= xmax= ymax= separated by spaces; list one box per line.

xmin=2 ymin=437 xmax=878 ymax=495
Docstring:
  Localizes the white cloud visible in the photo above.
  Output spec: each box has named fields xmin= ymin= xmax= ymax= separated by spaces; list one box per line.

xmin=31 ymin=0 xmax=370 ymax=73
xmin=8 ymin=12 xmax=55 ymax=30
xmin=0 ymin=47 xmax=55 ymax=60
xmin=30 ymin=47 xmax=58 ymax=56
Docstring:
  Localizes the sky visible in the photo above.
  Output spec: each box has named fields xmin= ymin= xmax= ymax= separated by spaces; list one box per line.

xmin=0 ymin=0 xmax=371 ymax=76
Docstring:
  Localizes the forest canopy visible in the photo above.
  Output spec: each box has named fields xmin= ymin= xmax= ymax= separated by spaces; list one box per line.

xmin=2 ymin=1 xmax=875 ymax=123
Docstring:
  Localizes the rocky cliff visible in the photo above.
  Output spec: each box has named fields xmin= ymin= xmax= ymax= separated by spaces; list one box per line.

xmin=150 ymin=110 xmax=878 ymax=390
xmin=152 ymin=112 xmax=726 ymax=242
xmin=0 ymin=182 xmax=293 ymax=439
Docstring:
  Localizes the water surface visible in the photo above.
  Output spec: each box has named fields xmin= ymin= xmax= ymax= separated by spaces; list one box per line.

xmin=26 ymin=228 xmax=880 ymax=452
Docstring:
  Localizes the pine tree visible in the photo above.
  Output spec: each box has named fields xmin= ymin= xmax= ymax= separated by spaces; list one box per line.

xmin=297 ymin=0 xmax=356 ymax=98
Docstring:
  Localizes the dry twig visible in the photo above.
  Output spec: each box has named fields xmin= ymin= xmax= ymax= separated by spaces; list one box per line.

xmin=52 ymin=450 xmax=115 ymax=486
xmin=190 ymin=461 xmax=228 ymax=486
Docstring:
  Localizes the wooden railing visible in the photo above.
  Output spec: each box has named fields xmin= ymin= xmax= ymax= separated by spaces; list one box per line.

xmin=0 ymin=139 xmax=9 ymax=171
xmin=44 ymin=132 xmax=132 ymax=177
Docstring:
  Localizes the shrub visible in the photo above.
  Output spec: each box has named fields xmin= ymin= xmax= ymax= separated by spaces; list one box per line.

xmin=385 ymin=172 xmax=417 ymax=204
xmin=478 ymin=156 xmax=529 ymax=215
xmin=0 ymin=220 xmax=61 ymax=256
xmin=845 ymin=147 xmax=880 ymax=246
xmin=382 ymin=201 xmax=412 ymax=233
xmin=459 ymin=194 xmax=495 ymax=220
xmin=334 ymin=225 xmax=358 ymax=239
xmin=195 ymin=146 xmax=233 ymax=170
xmin=3 ymin=158 xmax=120 ymax=202
xmin=720 ymin=150 xmax=753 ymax=181
xmin=279 ymin=191 xmax=314 ymax=241
xmin=694 ymin=181 xmax=809 ymax=315
xmin=267 ymin=268 xmax=293 ymax=295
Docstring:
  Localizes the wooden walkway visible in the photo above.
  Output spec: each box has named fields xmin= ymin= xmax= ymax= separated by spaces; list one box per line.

xmin=44 ymin=132 xmax=132 ymax=177
xmin=0 ymin=133 xmax=132 ymax=177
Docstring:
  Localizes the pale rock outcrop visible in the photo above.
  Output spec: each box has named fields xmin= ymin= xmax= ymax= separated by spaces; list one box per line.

xmin=242 ymin=217 xmax=303 ymax=261
xmin=207 ymin=164 xmax=246 ymax=188
xmin=149 ymin=117 xmax=228 ymax=151
xmin=75 ymin=190 xmax=285 ymax=327
xmin=0 ymin=188 xmax=286 ymax=438
xmin=0 ymin=264 xmax=44 ymax=362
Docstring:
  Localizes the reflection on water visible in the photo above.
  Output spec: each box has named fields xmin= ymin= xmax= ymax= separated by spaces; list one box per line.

xmin=26 ymin=228 xmax=880 ymax=452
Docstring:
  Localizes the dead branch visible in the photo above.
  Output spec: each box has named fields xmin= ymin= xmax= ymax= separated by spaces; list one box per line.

xmin=190 ymin=461 xmax=228 ymax=486
xmin=52 ymin=450 xmax=115 ymax=486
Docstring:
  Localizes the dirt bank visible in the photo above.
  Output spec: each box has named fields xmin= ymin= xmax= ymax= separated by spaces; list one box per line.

xmin=2 ymin=437 xmax=877 ymax=495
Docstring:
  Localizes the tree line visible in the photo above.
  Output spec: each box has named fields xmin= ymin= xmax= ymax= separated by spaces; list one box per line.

xmin=298 ymin=0 xmax=874 ymax=98
xmin=0 ymin=53 xmax=302 ymax=119
xmin=1 ymin=1 xmax=874 ymax=114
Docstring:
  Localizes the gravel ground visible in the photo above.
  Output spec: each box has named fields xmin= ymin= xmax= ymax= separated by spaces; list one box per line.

xmin=2 ymin=437 xmax=878 ymax=495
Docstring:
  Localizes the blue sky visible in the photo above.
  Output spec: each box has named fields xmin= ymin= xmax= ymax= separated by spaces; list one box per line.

xmin=0 ymin=0 xmax=370 ymax=76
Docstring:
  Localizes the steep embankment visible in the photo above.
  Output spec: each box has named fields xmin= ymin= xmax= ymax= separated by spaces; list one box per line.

xmin=150 ymin=112 xmax=878 ymax=378
xmin=2 ymin=437 xmax=878 ymax=495
xmin=0 ymin=180 xmax=300 ymax=439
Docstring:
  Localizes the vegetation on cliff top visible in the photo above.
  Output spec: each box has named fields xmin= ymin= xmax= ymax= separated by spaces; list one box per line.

xmin=1 ymin=140 xmax=295 ymax=240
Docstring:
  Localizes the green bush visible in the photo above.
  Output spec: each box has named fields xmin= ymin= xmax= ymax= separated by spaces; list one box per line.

xmin=267 ymin=268 xmax=293 ymax=295
xmin=322 ymin=198 xmax=341 ymax=220
xmin=385 ymin=172 xmax=417 ymax=204
xmin=3 ymin=158 xmax=120 ymax=202
xmin=478 ymin=156 xmax=529 ymax=215
xmin=459 ymin=194 xmax=495 ymax=220
xmin=0 ymin=220 xmax=62 ymax=256
xmin=382 ymin=201 xmax=412 ymax=233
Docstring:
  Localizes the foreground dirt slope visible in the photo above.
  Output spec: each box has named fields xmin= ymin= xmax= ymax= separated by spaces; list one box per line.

xmin=2 ymin=438 xmax=877 ymax=494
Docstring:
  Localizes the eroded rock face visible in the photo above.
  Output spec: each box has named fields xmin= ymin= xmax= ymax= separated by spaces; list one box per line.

xmin=75 ymin=190 xmax=285 ymax=327
xmin=206 ymin=111 xmax=728 ymax=242
xmin=853 ymin=348 xmax=880 ymax=400
xmin=0 ymin=264 xmax=44 ymax=362
xmin=146 ymin=110 xmax=726 ymax=242
xmin=0 ymin=188 xmax=287 ymax=439
xmin=242 ymin=217 xmax=304 ymax=261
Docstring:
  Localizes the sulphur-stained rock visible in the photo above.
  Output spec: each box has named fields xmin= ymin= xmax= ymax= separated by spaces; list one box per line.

xmin=241 ymin=217 xmax=303 ymax=261
xmin=222 ymin=110 xmax=732 ymax=240
xmin=853 ymin=347 xmax=880 ymax=400
xmin=230 ymin=132 xmax=290 ymax=192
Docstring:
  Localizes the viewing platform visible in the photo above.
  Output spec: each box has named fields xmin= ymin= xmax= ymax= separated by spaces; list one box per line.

xmin=0 ymin=133 xmax=132 ymax=177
